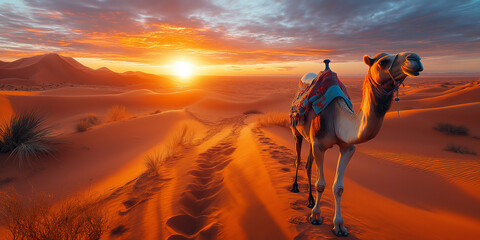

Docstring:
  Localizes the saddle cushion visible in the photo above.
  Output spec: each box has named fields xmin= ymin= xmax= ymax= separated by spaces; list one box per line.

xmin=290 ymin=70 xmax=353 ymax=127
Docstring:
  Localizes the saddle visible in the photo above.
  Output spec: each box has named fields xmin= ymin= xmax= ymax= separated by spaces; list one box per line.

xmin=290 ymin=69 xmax=352 ymax=127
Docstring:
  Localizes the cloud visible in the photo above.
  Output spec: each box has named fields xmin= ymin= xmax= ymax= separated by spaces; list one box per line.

xmin=0 ymin=0 xmax=478 ymax=66
xmin=277 ymin=66 xmax=296 ymax=71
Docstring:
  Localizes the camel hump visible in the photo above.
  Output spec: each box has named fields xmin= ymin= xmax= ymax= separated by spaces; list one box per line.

xmin=301 ymin=72 xmax=317 ymax=85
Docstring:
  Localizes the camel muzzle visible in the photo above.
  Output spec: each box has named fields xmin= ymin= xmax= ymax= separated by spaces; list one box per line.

xmin=401 ymin=53 xmax=423 ymax=76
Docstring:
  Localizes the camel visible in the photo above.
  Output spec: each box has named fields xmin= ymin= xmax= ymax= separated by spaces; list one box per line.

xmin=289 ymin=52 xmax=423 ymax=236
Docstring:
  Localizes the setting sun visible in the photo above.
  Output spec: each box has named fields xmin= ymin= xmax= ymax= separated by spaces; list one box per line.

xmin=173 ymin=61 xmax=194 ymax=78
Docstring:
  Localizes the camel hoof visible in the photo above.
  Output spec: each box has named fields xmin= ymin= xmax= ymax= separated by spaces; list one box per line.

xmin=310 ymin=218 xmax=322 ymax=225
xmin=290 ymin=182 xmax=299 ymax=193
xmin=310 ymin=214 xmax=322 ymax=225
xmin=307 ymin=195 xmax=315 ymax=208
xmin=332 ymin=229 xmax=349 ymax=237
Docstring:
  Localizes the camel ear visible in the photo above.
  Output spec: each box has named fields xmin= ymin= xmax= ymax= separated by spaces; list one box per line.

xmin=363 ymin=55 xmax=374 ymax=66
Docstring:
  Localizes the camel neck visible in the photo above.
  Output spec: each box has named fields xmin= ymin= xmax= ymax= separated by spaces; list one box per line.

xmin=361 ymin=71 xmax=394 ymax=117
xmin=348 ymin=73 xmax=394 ymax=143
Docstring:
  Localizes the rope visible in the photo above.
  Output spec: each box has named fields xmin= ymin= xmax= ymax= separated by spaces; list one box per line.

xmin=388 ymin=69 xmax=404 ymax=118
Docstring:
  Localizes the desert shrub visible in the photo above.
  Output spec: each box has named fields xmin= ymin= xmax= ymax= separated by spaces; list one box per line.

xmin=171 ymin=125 xmax=195 ymax=147
xmin=76 ymin=120 xmax=89 ymax=132
xmin=243 ymin=109 xmax=262 ymax=115
xmin=0 ymin=190 xmax=108 ymax=240
xmin=143 ymin=124 xmax=194 ymax=174
xmin=150 ymin=110 xmax=161 ymax=115
xmin=76 ymin=114 xmax=100 ymax=132
xmin=106 ymin=105 xmax=129 ymax=122
xmin=0 ymin=111 xmax=57 ymax=168
xmin=444 ymin=143 xmax=477 ymax=155
xmin=256 ymin=111 xmax=290 ymax=128
xmin=144 ymin=150 xmax=170 ymax=176
xmin=434 ymin=123 xmax=469 ymax=136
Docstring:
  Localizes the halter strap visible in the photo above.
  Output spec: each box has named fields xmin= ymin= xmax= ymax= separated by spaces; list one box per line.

xmin=368 ymin=74 xmax=394 ymax=96
xmin=368 ymin=54 xmax=404 ymax=96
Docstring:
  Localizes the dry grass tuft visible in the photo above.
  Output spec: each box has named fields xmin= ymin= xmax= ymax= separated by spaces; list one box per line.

xmin=76 ymin=120 xmax=89 ymax=132
xmin=0 ymin=111 xmax=57 ymax=168
xmin=171 ymin=125 xmax=195 ymax=147
xmin=144 ymin=124 xmax=195 ymax=175
xmin=76 ymin=114 xmax=100 ymax=132
xmin=144 ymin=150 xmax=169 ymax=175
xmin=0 ymin=190 xmax=108 ymax=240
xmin=256 ymin=111 xmax=290 ymax=128
xmin=243 ymin=109 xmax=262 ymax=115
xmin=434 ymin=123 xmax=469 ymax=136
xmin=150 ymin=110 xmax=162 ymax=115
xmin=444 ymin=143 xmax=477 ymax=155
xmin=106 ymin=105 xmax=129 ymax=122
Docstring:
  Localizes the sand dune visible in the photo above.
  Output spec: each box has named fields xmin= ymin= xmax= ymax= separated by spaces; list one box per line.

xmin=3 ymin=88 xmax=207 ymax=132
xmin=1 ymin=58 xmax=479 ymax=239
xmin=0 ymin=53 xmax=172 ymax=88
xmin=419 ymin=79 xmax=480 ymax=107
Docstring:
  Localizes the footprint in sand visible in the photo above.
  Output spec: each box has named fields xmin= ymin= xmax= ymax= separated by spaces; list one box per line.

xmin=166 ymin=116 xmax=246 ymax=238
xmin=252 ymin=127 xmax=295 ymax=167
xmin=110 ymin=224 xmax=128 ymax=236
xmin=166 ymin=120 xmax=243 ymax=239
xmin=167 ymin=223 xmax=221 ymax=240
xmin=118 ymin=197 xmax=151 ymax=216
xmin=290 ymin=199 xmax=309 ymax=210
xmin=166 ymin=215 xmax=210 ymax=236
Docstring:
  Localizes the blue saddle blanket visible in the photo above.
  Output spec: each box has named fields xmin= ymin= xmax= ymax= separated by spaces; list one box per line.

xmin=290 ymin=70 xmax=353 ymax=126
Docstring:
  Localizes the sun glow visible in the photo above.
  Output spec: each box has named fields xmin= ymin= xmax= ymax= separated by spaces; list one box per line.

xmin=173 ymin=61 xmax=194 ymax=78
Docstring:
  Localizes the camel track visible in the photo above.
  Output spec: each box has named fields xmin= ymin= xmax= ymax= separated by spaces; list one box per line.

xmin=166 ymin=116 xmax=245 ymax=240
xmin=101 ymin=115 xmax=247 ymax=240
xmin=103 ymin=172 xmax=172 ymax=239
xmin=250 ymin=127 xmax=362 ymax=240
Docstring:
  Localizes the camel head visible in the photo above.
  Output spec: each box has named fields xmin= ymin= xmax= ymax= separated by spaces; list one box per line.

xmin=363 ymin=52 xmax=423 ymax=91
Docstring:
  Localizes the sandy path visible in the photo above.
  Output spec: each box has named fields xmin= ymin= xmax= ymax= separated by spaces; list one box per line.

xmin=101 ymin=116 xmax=296 ymax=240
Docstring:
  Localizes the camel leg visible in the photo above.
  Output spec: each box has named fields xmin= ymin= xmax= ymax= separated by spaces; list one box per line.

xmin=332 ymin=144 xmax=355 ymax=237
xmin=290 ymin=134 xmax=302 ymax=193
xmin=305 ymin=146 xmax=314 ymax=208
xmin=310 ymin=142 xmax=325 ymax=225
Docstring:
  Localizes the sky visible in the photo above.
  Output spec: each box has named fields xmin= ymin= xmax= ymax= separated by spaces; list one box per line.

xmin=0 ymin=0 xmax=479 ymax=76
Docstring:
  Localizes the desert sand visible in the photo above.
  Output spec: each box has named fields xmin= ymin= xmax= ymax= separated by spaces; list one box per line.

xmin=1 ymin=54 xmax=479 ymax=239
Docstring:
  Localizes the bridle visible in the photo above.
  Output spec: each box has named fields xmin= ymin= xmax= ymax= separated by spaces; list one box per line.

xmin=368 ymin=54 xmax=404 ymax=116
xmin=386 ymin=54 xmax=404 ymax=97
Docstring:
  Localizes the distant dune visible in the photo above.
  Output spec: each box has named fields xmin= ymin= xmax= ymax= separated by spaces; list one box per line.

xmin=0 ymin=53 xmax=172 ymax=88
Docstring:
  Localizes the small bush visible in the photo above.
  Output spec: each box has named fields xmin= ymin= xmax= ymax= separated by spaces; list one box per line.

xmin=76 ymin=119 xmax=89 ymax=132
xmin=144 ymin=124 xmax=195 ymax=174
xmin=0 ymin=111 xmax=57 ymax=168
xmin=243 ymin=109 xmax=262 ymax=115
xmin=444 ymin=143 xmax=477 ymax=155
xmin=76 ymin=114 xmax=100 ymax=132
xmin=144 ymin=150 xmax=168 ymax=175
xmin=151 ymin=110 xmax=161 ymax=115
xmin=0 ymin=190 xmax=108 ymax=240
xmin=169 ymin=124 xmax=195 ymax=148
xmin=106 ymin=105 xmax=129 ymax=122
xmin=434 ymin=123 xmax=469 ymax=136
xmin=256 ymin=111 xmax=290 ymax=128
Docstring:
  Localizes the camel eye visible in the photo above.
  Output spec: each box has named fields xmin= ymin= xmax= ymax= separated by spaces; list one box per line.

xmin=379 ymin=59 xmax=389 ymax=68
